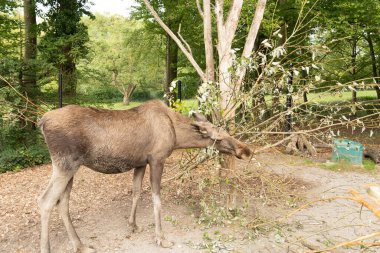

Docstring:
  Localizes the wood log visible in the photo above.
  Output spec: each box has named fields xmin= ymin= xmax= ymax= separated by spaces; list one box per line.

xmin=364 ymin=147 xmax=380 ymax=164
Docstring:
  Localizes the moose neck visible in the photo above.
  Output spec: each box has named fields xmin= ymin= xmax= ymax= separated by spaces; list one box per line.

xmin=172 ymin=114 xmax=213 ymax=150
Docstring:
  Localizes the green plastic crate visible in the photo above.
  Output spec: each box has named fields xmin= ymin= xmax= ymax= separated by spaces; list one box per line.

xmin=331 ymin=139 xmax=363 ymax=165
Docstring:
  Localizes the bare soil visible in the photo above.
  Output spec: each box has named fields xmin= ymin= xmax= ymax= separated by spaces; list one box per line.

xmin=0 ymin=152 xmax=379 ymax=253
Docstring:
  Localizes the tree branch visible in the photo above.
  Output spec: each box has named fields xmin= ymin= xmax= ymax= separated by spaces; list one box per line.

xmin=215 ymin=0 xmax=225 ymax=40
xmin=196 ymin=0 xmax=204 ymax=19
xmin=236 ymin=0 xmax=267 ymax=88
xmin=177 ymin=23 xmax=193 ymax=56
xmin=142 ymin=0 xmax=206 ymax=82
xmin=224 ymin=0 xmax=243 ymax=48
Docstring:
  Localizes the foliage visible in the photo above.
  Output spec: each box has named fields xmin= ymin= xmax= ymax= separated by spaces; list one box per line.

xmin=132 ymin=0 xmax=204 ymax=94
xmin=0 ymin=124 xmax=50 ymax=173
xmin=315 ymin=0 xmax=380 ymax=84
xmin=0 ymin=0 xmax=20 ymax=55
xmin=0 ymin=144 xmax=50 ymax=173
xmin=0 ymin=0 xmax=22 ymax=85
xmin=78 ymin=14 xmax=165 ymax=98
xmin=37 ymin=0 xmax=93 ymax=95
xmin=38 ymin=0 xmax=92 ymax=66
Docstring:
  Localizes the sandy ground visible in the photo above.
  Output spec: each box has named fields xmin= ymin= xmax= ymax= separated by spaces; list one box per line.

xmin=0 ymin=152 xmax=379 ymax=253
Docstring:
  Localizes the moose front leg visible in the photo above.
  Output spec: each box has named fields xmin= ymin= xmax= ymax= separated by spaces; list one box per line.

xmin=127 ymin=166 xmax=146 ymax=237
xmin=149 ymin=160 xmax=173 ymax=248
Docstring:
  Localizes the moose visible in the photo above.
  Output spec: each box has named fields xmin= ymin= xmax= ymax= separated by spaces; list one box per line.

xmin=38 ymin=99 xmax=252 ymax=253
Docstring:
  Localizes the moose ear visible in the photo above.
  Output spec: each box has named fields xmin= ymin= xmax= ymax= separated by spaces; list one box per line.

xmin=191 ymin=121 xmax=208 ymax=136
xmin=192 ymin=112 xmax=208 ymax=122
xmin=191 ymin=121 xmax=223 ymax=140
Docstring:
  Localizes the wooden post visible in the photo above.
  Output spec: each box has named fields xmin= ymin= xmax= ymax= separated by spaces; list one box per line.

xmin=177 ymin=80 xmax=182 ymax=101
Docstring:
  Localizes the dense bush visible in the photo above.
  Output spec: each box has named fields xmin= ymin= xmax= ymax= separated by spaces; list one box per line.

xmin=0 ymin=127 xmax=50 ymax=173
xmin=0 ymin=145 xmax=50 ymax=173
xmin=84 ymin=86 xmax=123 ymax=101
xmin=131 ymin=89 xmax=164 ymax=101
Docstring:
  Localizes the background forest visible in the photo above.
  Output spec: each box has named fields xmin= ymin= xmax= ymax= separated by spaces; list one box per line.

xmin=0 ymin=0 xmax=379 ymax=172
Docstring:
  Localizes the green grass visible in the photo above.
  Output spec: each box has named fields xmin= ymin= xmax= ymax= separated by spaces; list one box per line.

xmin=79 ymin=101 xmax=141 ymax=110
xmin=182 ymin=99 xmax=198 ymax=110
xmin=320 ymin=159 xmax=376 ymax=172
xmin=307 ymin=90 xmax=377 ymax=103
xmin=265 ymin=90 xmax=377 ymax=105
xmin=78 ymin=99 xmax=199 ymax=111
xmin=363 ymin=159 xmax=377 ymax=171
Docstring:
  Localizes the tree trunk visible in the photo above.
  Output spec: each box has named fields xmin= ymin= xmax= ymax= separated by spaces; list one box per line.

xmin=351 ymin=36 xmax=357 ymax=103
xmin=61 ymin=61 xmax=77 ymax=97
xmin=367 ymin=33 xmax=380 ymax=101
xmin=123 ymin=84 xmax=136 ymax=105
xmin=18 ymin=14 xmax=23 ymax=87
xmin=123 ymin=93 xmax=130 ymax=105
xmin=272 ymin=9 xmax=287 ymax=115
xmin=203 ymin=0 xmax=214 ymax=82
xmin=165 ymin=23 xmax=179 ymax=99
xmin=23 ymin=0 xmax=37 ymax=96
xmin=112 ymin=69 xmax=118 ymax=87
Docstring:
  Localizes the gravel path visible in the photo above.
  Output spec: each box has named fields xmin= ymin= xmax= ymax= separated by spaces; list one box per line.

xmin=0 ymin=152 xmax=379 ymax=253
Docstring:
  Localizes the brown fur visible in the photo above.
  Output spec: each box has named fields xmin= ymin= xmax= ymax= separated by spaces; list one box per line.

xmin=38 ymin=99 xmax=252 ymax=253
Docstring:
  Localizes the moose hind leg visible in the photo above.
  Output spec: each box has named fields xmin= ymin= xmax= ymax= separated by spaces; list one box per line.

xmin=149 ymin=160 xmax=173 ymax=248
xmin=57 ymin=177 xmax=96 ymax=253
xmin=39 ymin=164 xmax=77 ymax=253
xmin=127 ymin=166 xmax=146 ymax=237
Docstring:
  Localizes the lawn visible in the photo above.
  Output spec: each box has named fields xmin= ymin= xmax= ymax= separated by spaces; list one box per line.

xmin=264 ymin=90 xmax=378 ymax=105
xmin=78 ymin=99 xmax=199 ymax=111
xmin=58 ymin=90 xmax=377 ymax=111
xmin=307 ymin=90 xmax=377 ymax=103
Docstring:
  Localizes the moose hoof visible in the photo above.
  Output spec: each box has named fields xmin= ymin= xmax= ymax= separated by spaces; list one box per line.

xmin=155 ymin=237 xmax=174 ymax=248
xmin=76 ymin=245 xmax=96 ymax=253
xmin=126 ymin=224 xmax=143 ymax=238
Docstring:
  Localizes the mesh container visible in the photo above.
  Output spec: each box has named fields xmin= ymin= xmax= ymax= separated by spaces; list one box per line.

xmin=331 ymin=139 xmax=363 ymax=165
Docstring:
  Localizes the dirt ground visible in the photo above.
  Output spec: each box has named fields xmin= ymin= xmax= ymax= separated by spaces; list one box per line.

xmin=0 ymin=152 xmax=379 ymax=253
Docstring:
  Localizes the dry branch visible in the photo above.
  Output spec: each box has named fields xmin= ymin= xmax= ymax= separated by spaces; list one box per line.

xmin=310 ymin=232 xmax=380 ymax=253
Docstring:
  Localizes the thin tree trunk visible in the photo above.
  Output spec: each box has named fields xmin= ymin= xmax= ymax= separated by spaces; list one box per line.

xmin=23 ymin=0 xmax=37 ymax=96
xmin=272 ymin=5 xmax=287 ymax=114
xmin=58 ymin=0 xmax=79 ymax=98
xmin=271 ymin=27 xmax=285 ymax=114
xmin=18 ymin=13 xmax=23 ymax=87
xmin=367 ymin=33 xmax=380 ymax=101
xmin=165 ymin=29 xmax=179 ymax=94
xmin=61 ymin=60 xmax=76 ymax=97
xmin=112 ymin=69 xmax=118 ymax=87
xmin=351 ymin=36 xmax=357 ymax=103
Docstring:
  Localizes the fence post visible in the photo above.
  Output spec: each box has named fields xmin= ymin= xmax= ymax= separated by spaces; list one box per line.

xmin=285 ymin=64 xmax=293 ymax=132
xmin=177 ymin=79 xmax=182 ymax=101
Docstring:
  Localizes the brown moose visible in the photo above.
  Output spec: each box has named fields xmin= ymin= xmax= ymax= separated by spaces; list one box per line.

xmin=38 ymin=100 xmax=251 ymax=253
